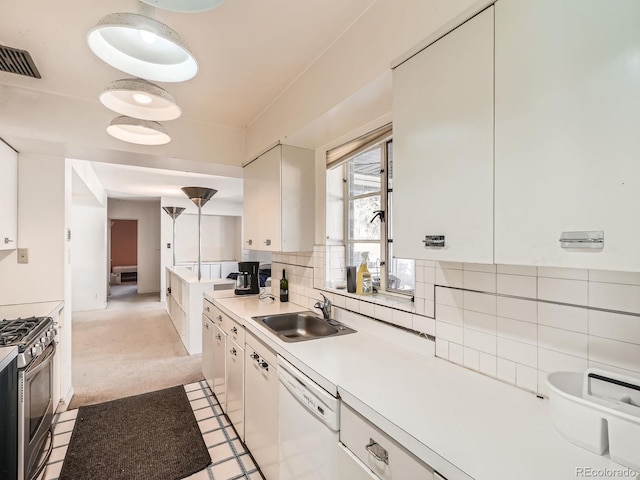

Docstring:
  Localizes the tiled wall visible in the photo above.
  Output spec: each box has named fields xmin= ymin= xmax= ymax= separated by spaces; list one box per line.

xmin=434 ymin=262 xmax=640 ymax=395
xmin=271 ymin=248 xmax=640 ymax=397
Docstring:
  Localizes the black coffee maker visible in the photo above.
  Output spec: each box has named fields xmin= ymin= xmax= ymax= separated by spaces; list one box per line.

xmin=234 ymin=261 xmax=260 ymax=295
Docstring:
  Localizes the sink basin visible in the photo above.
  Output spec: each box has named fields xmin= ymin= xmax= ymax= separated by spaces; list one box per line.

xmin=252 ymin=311 xmax=356 ymax=343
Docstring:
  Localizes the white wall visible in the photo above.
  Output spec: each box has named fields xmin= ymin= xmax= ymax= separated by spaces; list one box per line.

xmin=108 ymin=199 xmax=161 ymax=295
xmin=245 ymin=0 xmax=476 ymax=159
xmin=0 ymin=153 xmax=66 ymax=304
xmin=160 ymin=196 xmax=243 ymax=301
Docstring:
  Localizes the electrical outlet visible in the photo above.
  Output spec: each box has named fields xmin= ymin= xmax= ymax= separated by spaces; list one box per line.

xmin=17 ymin=248 xmax=28 ymax=264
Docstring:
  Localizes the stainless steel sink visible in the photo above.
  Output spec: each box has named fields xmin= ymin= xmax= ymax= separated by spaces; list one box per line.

xmin=252 ymin=311 xmax=356 ymax=343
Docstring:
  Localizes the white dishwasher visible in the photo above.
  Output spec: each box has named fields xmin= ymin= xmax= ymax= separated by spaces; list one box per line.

xmin=278 ymin=356 xmax=339 ymax=480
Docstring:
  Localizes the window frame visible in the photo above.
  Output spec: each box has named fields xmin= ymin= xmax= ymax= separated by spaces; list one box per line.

xmin=343 ymin=138 xmax=413 ymax=296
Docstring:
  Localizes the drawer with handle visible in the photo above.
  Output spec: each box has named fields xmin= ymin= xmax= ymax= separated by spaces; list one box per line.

xmin=340 ymin=403 xmax=436 ymax=480
xmin=203 ymin=300 xmax=225 ymax=328
xmin=223 ymin=315 xmax=245 ymax=345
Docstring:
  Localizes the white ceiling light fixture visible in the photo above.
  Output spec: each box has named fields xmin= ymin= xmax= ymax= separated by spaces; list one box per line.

xmin=87 ymin=13 xmax=198 ymax=83
xmin=140 ymin=0 xmax=225 ymax=13
xmin=107 ymin=116 xmax=171 ymax=146
xmin=100 ymin=78 xmax=182 ymax=121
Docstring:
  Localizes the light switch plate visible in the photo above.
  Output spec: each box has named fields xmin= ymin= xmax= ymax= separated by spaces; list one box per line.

xmin=17 ymin=248 xmax=28 ymax=264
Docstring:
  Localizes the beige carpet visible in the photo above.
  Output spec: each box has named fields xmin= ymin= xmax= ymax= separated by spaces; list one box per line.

xmin=69 ymin=287 xmax=203 ymax=409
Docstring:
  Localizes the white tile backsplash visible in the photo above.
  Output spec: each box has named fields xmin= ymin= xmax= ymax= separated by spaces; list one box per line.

xmin=497 ymin=358 xmax=516 ymax=383
xmin=497 ymin=265 xmax=537 ymax=276
xmin=538 ymin=325 xmax=588 ymax=358
xmin=435 ymin=267 xmax=463 ymax=288
xmin=435 ymin=286 xmax=463 ymax=307
xmin=479 ymin=352 xmax=497 ymax=377
xmin=463 ymin=263 xmax=497 ymax=273
xmin=589 ymin=310 xmax=640 ymax=344
xmin=464 ymin=328 xmax=497 ymax=355
xmin=449 ymin=342 xmax=464 ymax=365
xmin=496 ymin=317 xmax=537 ymax=345
xmin=463 ymin=347 xmax=480 ymax=370
xmin=538 ymin=347 xmax=588 ymax=373
xmin=496 ymin=274 xmax=537 ymax=297
xmin=588 ymin=336 xmax=640 ymax=373
xmin=436 ymin=321 xmax=464 ymax=344
xmin=497 ymin=337 xmax=537 ymax=368
xmin=515 ymin=364 xmax=538 ymax=392
xmin=464 ymin=310 xmax=496 ymax=334
xmin=463 ymin=271 xmax=496 ymax=293
xmin=496 ymin=297 xmax=537 ymax=323
xmin=588 ymin=269 xmax=640 ymax=286
xmin=589 ymin=282 xmax=640 ymax=314
xmin=537 ymin=302 xmax=588 ymax=334
xmin=538 ymin=277 xmax=588 ymax=305
xmin=537 ymin=267 xmax=588 ymax=281
xmin=463 ymin=291 xmax=496 ymax=315
xmin=435 ymin=304 xmax=464 ymax=326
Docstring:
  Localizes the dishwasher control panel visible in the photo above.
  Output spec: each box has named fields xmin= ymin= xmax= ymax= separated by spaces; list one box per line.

xmin=279 ymin=363 xmax=339 ymax=429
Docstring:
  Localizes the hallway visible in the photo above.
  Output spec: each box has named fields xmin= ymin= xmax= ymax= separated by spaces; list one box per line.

xmin=69 ymin=288 xmax=203 ymax=409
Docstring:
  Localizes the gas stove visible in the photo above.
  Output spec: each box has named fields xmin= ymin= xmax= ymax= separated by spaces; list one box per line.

xmin=0 ymin=316 xmax=56 ymax=368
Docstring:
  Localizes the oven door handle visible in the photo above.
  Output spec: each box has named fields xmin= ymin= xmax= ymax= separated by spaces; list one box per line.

xmin=25 ymin=342 xmax=56 ymax=380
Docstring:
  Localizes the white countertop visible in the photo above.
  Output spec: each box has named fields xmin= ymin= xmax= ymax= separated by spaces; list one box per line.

xmin=0 ymin=301 xmax=64 ymax=320
xmin=207 ymin=293 xmax=636 ymax=480
xmin=0 ymin=346 xmax=18 ymax=371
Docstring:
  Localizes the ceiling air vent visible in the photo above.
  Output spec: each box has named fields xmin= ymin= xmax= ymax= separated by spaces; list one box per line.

xmin=0 ymin=44 xmax=41 ymax=79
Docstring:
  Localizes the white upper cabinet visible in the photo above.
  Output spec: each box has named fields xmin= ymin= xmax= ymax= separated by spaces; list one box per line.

xmin=392 ymin=7 xmax=494 ymax=263
xmin=243 ymin=144 xmax=315 ymax=252
xmin=0 ymin=140 xmax=17 ymax=250
xmin=495 ymin=0 xmax=640 ymax=271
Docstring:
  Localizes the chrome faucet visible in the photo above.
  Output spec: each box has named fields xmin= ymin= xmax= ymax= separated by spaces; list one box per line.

xmin=314 ymin=293 xmax=332 ymax=320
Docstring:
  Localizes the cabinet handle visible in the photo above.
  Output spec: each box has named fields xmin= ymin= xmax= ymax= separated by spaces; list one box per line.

xmin=4 ymin=237 xmax=13 ymax=244
xmin=216 ymin=334 xmax=221 ymax=341
xmin=217 ymin=315 xmax=222 ymax=321
xmin=204 ymin=323 xmax=209 ymax=329
xmin=246 ymin=239 xmax=253 ymax=245
xmin=422 ymin=235 xmax=445 ymax=247
xmin=230 ymin=348 xmax=237 ymax=356
xmin=250 ymin=352 xmax=259 ymax=361
xmin=260 ymin=361 xmax=269 ymax=371
xmin=264 ymin=239 xmax=271 ymax=246
xmin=231 ymin=326 xmax=238 ymax=334
xmin=205 ymin=306 xmax=210 ymax=312
xmin=365 ymin=438 xmax=389 ymax=465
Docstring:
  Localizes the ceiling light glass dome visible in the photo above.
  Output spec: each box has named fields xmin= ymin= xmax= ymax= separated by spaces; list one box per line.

xmin=107 ymin=116 xmax=171 ymax=145
xmin=87 ymin=13 xmax=198 ymax=83
xmin=139 ymin=0 xmax=225 ymax=13
xmin=100 ymin=78 xmax=182 ymax=121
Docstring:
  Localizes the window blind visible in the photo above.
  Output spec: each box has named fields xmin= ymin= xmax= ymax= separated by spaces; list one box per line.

xmin=325 ymin=123 xmax=392 ymax=170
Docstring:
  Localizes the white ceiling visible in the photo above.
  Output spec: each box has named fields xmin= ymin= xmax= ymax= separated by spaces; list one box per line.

xmin=0 ymin=0 xmax=374 ymax=198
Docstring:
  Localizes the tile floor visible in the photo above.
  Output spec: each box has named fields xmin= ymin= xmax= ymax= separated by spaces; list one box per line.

xmin=38 ymin=381 xmax=265 ymax=480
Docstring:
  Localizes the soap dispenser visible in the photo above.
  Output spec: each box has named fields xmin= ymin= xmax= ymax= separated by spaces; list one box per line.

xmin=356 ymin=251 xmax=373 ymax=295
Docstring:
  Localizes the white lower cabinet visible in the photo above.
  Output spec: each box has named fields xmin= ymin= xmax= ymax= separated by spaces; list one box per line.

xmin=201 ymin=317 xmax=215 ymax=391
xmin=212 ymin=323 xmax=226 ymax=410
xmin=244 ymin=334 xmax=279 ymax=480
xmin=339 ymin=403 xmax=436 ymax=480
xmin=226 ymin=336 xmax=245 ymax=440
xmin=337 ymin=443 xmax=379 ymax=480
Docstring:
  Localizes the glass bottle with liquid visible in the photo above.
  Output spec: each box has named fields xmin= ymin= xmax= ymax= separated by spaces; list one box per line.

xmin=280 ymin=269 xmax=289 ymax=302
xmin=356 ymin=251 xmax=373 ymax=295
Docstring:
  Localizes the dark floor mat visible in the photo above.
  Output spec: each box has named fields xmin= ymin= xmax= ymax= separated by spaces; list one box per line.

xmin=59 ymin=386 xmax=211 ymax=480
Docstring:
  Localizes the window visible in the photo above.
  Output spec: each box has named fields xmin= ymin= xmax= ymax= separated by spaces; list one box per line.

xmin=344 ymin=139 xmax=414 ymax=294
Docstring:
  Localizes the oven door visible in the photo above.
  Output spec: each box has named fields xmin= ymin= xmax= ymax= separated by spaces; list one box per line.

xmin=19 ymin=342 xmax=55 ymax=480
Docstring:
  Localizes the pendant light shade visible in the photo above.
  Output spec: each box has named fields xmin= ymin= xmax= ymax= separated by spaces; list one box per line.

xmin=162 ymin=206 xmax=185 ymax=219
xmin=140 ymin=0 xmax=225 ymax=13
xmin=87 ymin=13 xmax=198 ymax=83
xmin=163 ymin=206 xmax=185 ymax=266
xmin=181 ymin=187 xmax=217 ymax=207
xmin=107 ymin=116 xmax=170 ymax=145
xmin=100 ymin=78 xmax=181 ymax=121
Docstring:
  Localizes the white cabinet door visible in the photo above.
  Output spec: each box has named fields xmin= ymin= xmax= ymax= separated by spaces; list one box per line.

xmin=226 ymin=337 xmax=245 ymax=440
xmin=242 ymin=144 xmax=315 ymax=252
xmin=393 ymin=7 xmax=494 ymax=263
xmin=212 ymin=323 xmax=226 ymax=411
xmin=337 ymin=443 xmax=378 ymax=480
xmin=202 ymin=317 xmax=215 ymax=391
xmin=495 ymin=0 xmax=640 ymax=271
xmin=245 ymin=341 xmax=279 ymax=480
xmin=244 ymin=146 xmax=281 ymax=251
xmin=0 ymin=140 xmax=17 ymax=250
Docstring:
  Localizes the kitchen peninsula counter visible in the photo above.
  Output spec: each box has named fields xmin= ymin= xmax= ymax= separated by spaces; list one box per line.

xmin=205 ymin=292 xmax=635 ymax=480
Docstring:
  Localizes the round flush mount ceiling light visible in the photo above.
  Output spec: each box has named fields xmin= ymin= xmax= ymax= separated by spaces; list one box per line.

xmin=87 ymin=13 xmax=198 ymax=83
xmin=107 ymin=116 xmax=171 ymax=145
xmin=139 ymin=0 xmax=225 ymax=13
xmin=100 ymin=78 xmax=181 ymax=121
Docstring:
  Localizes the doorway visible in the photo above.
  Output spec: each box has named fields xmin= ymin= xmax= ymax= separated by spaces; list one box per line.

xmin=110 ymin=219 xmax=138 ymax=297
